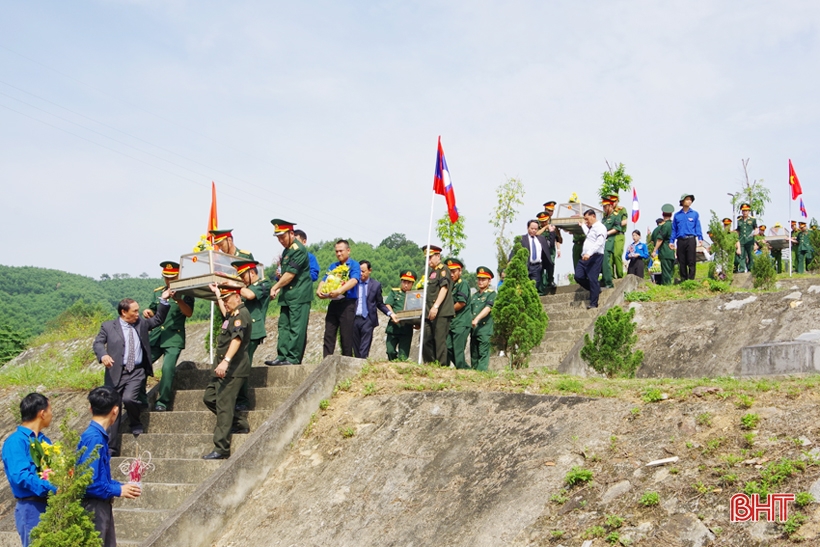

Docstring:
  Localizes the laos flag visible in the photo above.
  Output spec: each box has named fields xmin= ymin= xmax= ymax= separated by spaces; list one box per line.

xmin=631 ymin=187 xmax=640 ymax=223
xmin=433 ymin=137 xmax=459 ymax=223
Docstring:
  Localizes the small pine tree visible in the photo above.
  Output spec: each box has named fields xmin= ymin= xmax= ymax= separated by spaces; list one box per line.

xmin=493 ymin=247 xmax=548 ymax=369
xmin=706 ymin=212 xmax=735 ymax=283
xmin=580 ymin=306 xmax=643 ymax=378
xmin=30 ymin=413 xmax=102 ymax=547
xmin=751 ymin=249 xmax=777 ymax=290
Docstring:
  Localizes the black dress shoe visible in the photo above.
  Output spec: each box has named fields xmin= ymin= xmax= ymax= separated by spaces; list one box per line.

xmin=108 ymin=449 xmax=120 ymax=458
xmin=234 ymin=404 xmax=249 ymax=412
xmin=230 ymin=426 xmax=250 ymax=434
xmin=202 ymin=451 xmax=229 ymax=460
xmin=587 ymin=305 xmax=598 ymax=309
xmin=264 ymin=359 xmax=283 ymax=366
xmin=153 ymin=404 xmax=168 ymax=412
xmin=131 ymin=426 xmax=144 ymax=436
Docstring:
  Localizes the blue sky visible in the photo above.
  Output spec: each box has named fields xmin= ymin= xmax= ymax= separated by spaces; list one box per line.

xmin=2 ymin=1 xmax=819 ymax=280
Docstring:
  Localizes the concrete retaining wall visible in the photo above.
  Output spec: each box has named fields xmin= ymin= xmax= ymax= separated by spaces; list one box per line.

xmin=741 ymin=340 xmax=820 ymax=376
xmin=140 ymin=355 xmax=364 ymax=547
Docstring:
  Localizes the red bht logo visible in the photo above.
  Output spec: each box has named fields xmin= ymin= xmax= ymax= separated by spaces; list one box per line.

xmin=730 ymin=493 xmax=795 ymax=522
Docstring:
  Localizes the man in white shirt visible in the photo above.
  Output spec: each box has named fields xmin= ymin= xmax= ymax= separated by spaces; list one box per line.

xmin=575 ymin=209 xmax=607 ymax=309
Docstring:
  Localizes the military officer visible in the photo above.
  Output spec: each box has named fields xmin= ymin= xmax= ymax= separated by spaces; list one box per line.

xmin=610 ymin=195 xmax=628 ymax=280
xmin=144 ymin=261 xmax=194 ymax=412
xmin=736 ymin=204 xmax=757 ymax=272
xmin=202 ymin=284 xmax=252 ymax=460
xmin=797 ymin=222 xmax=812 ymax=273
xmin=601 ymin=198 xmax=618 ymax=289
xmin=209 ymin=229 xmax=254 ymax=260
xmin=384 ymin=270 xmax=417 ymax=361
xmin=266 ymin=219 xmax=313 ymax=365
xmin=470 ymin=266 xmax=496 ymax=371
xmin=231 ymin=260 xmax=271 ymax=411
xmin=650 ymin=204 xmax=676 ymax=285
xmin=445 ymin=258 xmax=472 ymax=369
xmin=539 ymin=202 xmax=562 ymax=290
xmin=421 ymin=245 xmax=455 ymax=366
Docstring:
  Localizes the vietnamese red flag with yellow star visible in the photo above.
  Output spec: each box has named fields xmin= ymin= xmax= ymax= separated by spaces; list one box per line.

xmin=207 ymin=181 xmax=218 ymax=242
xmin=789 ymin=159 xmax=803 ymax=200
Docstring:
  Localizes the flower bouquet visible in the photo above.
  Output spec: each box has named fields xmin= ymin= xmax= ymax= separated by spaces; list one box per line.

xmin=30 ymin=438 xmax=62 ymax=480
xmin=193 ymin=234 xmax=214 ymax=252
xmin=321 ymin=264 xmax=350 ymax=300
xmin=118 ymin=449 xmax=155 ymax=488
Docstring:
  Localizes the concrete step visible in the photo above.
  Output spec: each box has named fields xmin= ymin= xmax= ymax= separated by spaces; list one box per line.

xmin=124 ymin=410 xmax=270 ymax=435
xmin=113 ymin=456 xmax=226 ymax=483
xmin=172 ymin=363 xmax=315 ymax=390
xmin=489 ymin=351 xmax=566 ymax=371
xmin=113 ymin=482 xmax=198 ymax=509
xmin=169 ymin=385 xmax=293 ymax=412
xmin=532 ymin=339 xmax=576 ymax=355
xmin=545 ymin=318 xmax=590 ymax=331
xmin=540 ymin=291 xmax=589 ymax=304
xmin=0 ymin=532 xmax=17 ymax=547
xmin=120 ymin=433 xmax=249 ymax=460
xmin=113 ymin=508 xmax=169 ymax=542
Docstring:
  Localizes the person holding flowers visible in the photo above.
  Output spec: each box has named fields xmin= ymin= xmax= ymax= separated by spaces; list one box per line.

xmin=1 ymin=393 xmax=57 ymax=546
xmin=317 ymin=239 xmax=361 ymax=358
xmin=78 ymin=386 xmax=141 ymax=547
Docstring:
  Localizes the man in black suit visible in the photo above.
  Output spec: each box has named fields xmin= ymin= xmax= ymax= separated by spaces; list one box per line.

xmin=513 ymin=220 xmax=555 ymax=294
xmin=93 ymin=293 xmax=170 ymax=455
xmin=352 ymin=260 xmax=393 ymax=358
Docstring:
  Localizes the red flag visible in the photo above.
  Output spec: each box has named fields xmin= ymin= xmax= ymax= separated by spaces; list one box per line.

xmin=433 ymin=137 xmax=459 ymax=223
xmin=789 ymin=159 xmax=803 ymax=200
xmin=207 ymin=181 xmax=218 ymax=242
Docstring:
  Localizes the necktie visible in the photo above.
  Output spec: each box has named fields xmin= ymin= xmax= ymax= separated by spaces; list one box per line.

xmin=530 ymin=237 xmax=537 ymax=262
xmin=126 ymin=327 xmax=136 ymax=372
xmin=361 ymin=282 xmax=368 ymax=319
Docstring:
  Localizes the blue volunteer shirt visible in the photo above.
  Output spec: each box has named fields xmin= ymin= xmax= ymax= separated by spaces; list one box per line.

xmin=323 ymin=259 xmax=361 ymax=299
xmin=625 ymin=242 xmax=650 ymax=260
xmin=670 ymin=208 xmax=703 ymax=242
xmin=78 ymin=421 xmax=122 ymax=500
xmin=308 ymin=253 xmax=320 ymax=282
xmin=1 ymin=426 xmax=57 ymax=499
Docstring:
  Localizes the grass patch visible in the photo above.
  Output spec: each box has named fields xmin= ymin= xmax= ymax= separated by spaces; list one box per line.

xmin=564 ymin=466 xmax=593 ymax=487
xmin=0 ymin=346 xmax=102 ymax=390
xmin=639 ymin=491 xmax=659 ymax=506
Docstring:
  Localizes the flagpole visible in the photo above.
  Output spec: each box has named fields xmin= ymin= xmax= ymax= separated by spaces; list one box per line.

xmin=418 ymin=192 xmax=436 ymax=364
xmin=788 ymin=184 xmax=793 ymax=277
xmin=209 ymin=301 xmax=215 ymax=364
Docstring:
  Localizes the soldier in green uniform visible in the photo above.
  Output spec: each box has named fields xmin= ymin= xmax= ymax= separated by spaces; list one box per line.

xmin=209 ymin=229 xmax=254 ymax=260
xmin=797 ymin=222 xmax=812 ymax=273
xmin=736 ymin=203 xmax=757 ymax=273
xmin=650 ymin=204 xmax=676 ymax=285
xmin=539 ymin=202 xmax=562 ymax=290
xmin=421 ymin=245 xmax=455 ymax=366
xmin=445 ymin=258 xmax=472 ymax=369
xmin=145 ymin=261 xmax=194 ymax=412
xmin=231 ymin=260 xmax=271 ymax=411
xmin=266 ymin=219 xmax=313 ymax=365
xmin=601 ymin=197 xmax=618 ymax=289
xmin=202 ymin=285 xmax=252 ymax=460
xmin=470 ymin=266 xmax=496 ymax=371
xmin=572 ymin=231 xmax=586 ymax=271
xmin=384 ymin=270 xmax=417 ymax=361
xmin=769 ymin=222 xmax=785 ymax=273
xmin=610 ymin=195 xmax=628 ymax=280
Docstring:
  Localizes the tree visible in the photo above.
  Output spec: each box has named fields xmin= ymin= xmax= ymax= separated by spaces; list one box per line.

xmin=706 ymin=211 xmax=735 ymax=283
xmin=489 ymin=177 xmax=525 ymax=273
xmin=0 ymin=319 xmax=28 ymax=365
xmin=580 ymin=306 xmax=643 ymax=378
xmin=29 ymin=413 xmax=102 ymax=547
xmin=731 ymin=158 xmax=771 ymax=218
xmin=436 ymin=212 xmax=467 ymax=257
xmin=99 ymin=273 xmax=110 ymax=281
xmin=139 ymin=272 xmax=149 ymax=279
xmin=599 ymin=160 xmax=633 ymax=199
xmin=493 ymin=247 xmax=548 ymax=369
xmin=379 ymin=233 xmax=411 ymax=250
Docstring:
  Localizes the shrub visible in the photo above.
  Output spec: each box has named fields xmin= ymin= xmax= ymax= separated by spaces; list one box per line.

xmin=707 ymin=279 xmax=730 ymax=292
xmin=751 ymin=250 xmax=777 ymax=289
xmin=580 ymin=306 xmax=643 ymax=378
xmin=707 ymin=211 xmax=735 ymax=283
xmin=493 ymin=247 xmax=548 ymax=368
xmin=624 ymin=291 xmax=651 ymax=302
xmin=30 ymin=413 xmax=101 ymax=547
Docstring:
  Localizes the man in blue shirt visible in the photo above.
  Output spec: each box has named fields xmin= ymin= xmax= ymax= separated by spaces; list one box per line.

xmin=78 ymin=386 xmax=141 ymax=547
xmin=317 ymin=239 xmax=361 ymax=357
xmin=670 ymin=193 xmax=704 ymax=281
xmin=294 ymin=230 xmax=321 ymax=282
xmin=1 ymin=393 xmax=56 ymax=546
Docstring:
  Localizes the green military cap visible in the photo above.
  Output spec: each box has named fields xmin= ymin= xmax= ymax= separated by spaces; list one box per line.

xmin=209 ymin=229 xmax=233 ymax=243
xmin=722 ymin=218 xmax=732 ymax=225
xmin=740 ymin=203 xmax=751 ymax=211
xmin=400 ymin=270 xmax=417 ymax=282
xmin=231 ymin=259 xmax=259 ymax=275
xmin=476 ymin=266 xmax=494 ymax=279
xmin=536 ymin=211 xmax=550 ymax=221
xmin=446 ymin=257 xmax=464 ymax=270
xmin=421 ymin=244 xmax=442 ymax=256
xmin=543 ymin=201 xmax=557 ymax=211
xmin=661 ymin=203 xmax=675 ymax=213
xmin=679 ymin=193 xmax=695 ymax=205
xmin=608 ymin=194 xmax=620 ymax=203
xmin=159 ymin=261 xmax=180 ymax=278
xmin=270 ymin=219 xmax=296 ymax=234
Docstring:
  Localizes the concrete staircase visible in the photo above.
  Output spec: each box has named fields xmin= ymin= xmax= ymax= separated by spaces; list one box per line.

xmin=490 ymin=279 xmax=636 ymax=371
xmin=112 ymin=362 xmax=316 ymax=547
